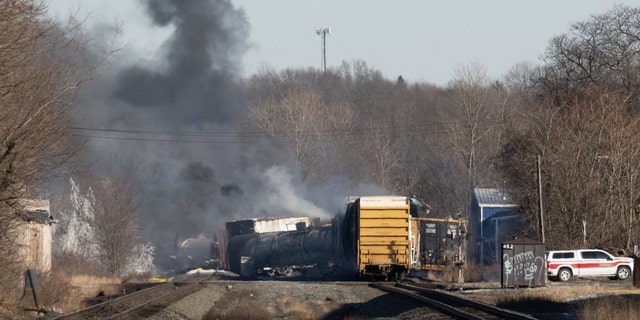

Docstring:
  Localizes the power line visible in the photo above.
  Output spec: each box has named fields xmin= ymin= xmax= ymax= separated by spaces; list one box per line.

xmin=70 ymin=120 xmax=501 ymax=144
xmin=70 ymin=134 xmax=279 ymax=144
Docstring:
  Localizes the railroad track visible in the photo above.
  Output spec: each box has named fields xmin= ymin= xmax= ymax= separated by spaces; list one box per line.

xmin=370 ymin=282 xmax=536 ymax=320
xmin=51 ymin=273 xmax=213 ymax=320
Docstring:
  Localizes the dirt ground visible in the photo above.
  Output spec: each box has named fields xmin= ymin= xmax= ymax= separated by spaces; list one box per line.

xmin=147 ymin=272 xmax=640 ymax=320
xmin=31 ymin=270 xmax=640 ymax=320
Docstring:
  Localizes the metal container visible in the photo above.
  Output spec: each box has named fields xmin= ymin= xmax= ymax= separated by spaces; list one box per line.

xmin=346 ymin=196 xmax=411 ymax=279
xmin=501 ymin=237 xmax=546 ymax=288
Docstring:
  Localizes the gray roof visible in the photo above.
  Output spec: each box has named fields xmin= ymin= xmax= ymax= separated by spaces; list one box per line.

xmin=21 ymin=210 xmax=54 ymax=225
xmin=473 ymin=188 xmax=518 ymax=208
xmin=503 ymin=237 xmax=544 ymax=245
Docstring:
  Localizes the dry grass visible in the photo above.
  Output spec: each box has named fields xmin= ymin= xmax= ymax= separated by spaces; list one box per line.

xmin=32 ymin=268 xmax=121 ymax=314
xmin=578 ymin=295 xmax=640 ymax=320
xmin=492 ymin=282 xmax=640 ymax=319
xmin=69 ymin=275 xmax=120 ymax=286
xmin=6 ymin=254 xmax=126 ymax=317
xmin=4 ymin=268 xmax=77 ymax=319
xmin=52 ymin=254 xmax=111 ymax=277
xmin=27 ymin=270 xmax=73 ymax=311
xmin=418 ymin=263 xmax=489 ymax=283
xmin=432 ymin=263 xmax=640 ymax=319
xmin=495 ymin=283 xmax=606 ymax=304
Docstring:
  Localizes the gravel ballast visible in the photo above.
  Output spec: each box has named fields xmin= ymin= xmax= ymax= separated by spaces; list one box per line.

xmin=146 ymin=280 xmax=432 ymax=319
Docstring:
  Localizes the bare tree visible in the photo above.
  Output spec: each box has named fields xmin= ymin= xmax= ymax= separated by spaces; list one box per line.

xmin=0 ymin=202 xmax=22 ymax=301
xmin=88 ymin=161 xmax=143 ymax=276
xmin=0 ymin=0 xmax=107 ymax=305
xmin=354 ymin=82 xmax=421 ymax=194
xmin=539 ymin=5 xmax=640 ymax=110
xmin=360 ymin=121 xmax=402 ymax=190
xmin=500 ymin=5 xmax=640 ymax=253
xmin=501 ymin=87 xmax=640 ymax=252
xmin=441 ymin=63 xmax=510 ymax=214
xmin=246 ymin=86 xmax=357 ymax=183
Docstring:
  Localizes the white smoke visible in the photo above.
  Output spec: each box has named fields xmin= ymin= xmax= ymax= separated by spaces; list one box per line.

xmin=258 ymin=166 xmax=331 ymax=219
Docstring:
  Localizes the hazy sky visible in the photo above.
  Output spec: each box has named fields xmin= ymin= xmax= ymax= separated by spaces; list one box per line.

xmin=46 ymin=1 xmax=637 ymax=85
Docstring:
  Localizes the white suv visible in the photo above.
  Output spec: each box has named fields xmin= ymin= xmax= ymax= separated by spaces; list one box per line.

xmin=546 ymin=249 xmax=634 ymax=281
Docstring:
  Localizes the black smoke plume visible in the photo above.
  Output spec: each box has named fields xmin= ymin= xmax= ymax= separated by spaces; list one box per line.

xmin=67 ymin=0 xmax=386 ymax=271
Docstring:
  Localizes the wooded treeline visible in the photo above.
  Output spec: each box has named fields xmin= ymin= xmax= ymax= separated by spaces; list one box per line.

xmin=242 ymin=61 xmax=506 ymax=222
xmin=241 ymin=5 xmax=640 ymax=253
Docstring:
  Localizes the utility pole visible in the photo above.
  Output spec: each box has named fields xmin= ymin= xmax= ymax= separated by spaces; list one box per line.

xmin=315 ymin=27 xmax=331 ymax=72
xmin=537 ymin=155 xmax=545 ymax=243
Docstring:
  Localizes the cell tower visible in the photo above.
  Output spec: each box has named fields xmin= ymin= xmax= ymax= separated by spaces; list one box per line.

xmin=316 ymin=27 xmax=331 ymax=72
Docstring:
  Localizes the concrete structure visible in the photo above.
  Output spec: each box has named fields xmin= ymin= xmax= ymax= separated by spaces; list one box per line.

xmin=501 ymin=237 xmax=546 ymax=288
xmin=16 ymin=199 xmax=53 ymax=298
xmin=17 ymin=199 xmax=53 ymax=273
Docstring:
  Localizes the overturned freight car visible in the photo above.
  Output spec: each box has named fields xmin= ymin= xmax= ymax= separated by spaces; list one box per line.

xmin=222 ymin=196 xmax=434 ymax=280
xmin=223 ymin=217 xmax=338 ymax=277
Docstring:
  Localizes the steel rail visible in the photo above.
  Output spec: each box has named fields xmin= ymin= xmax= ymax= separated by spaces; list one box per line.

xmin=52 ymin=272 xmax=214 ymax=320
xmin=371 ymin=282 xmax=484 ymax=320
xmin=371 ymin=282 xmax=536 ymax=320
xmin=104 ymin=281 xmax=205 ymax=319
xmin=51 ymin=282 xmax=171 ymax=320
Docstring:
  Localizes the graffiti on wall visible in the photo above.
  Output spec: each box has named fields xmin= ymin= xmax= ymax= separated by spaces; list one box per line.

xmin=502 ymin=244 xmax=546 ymax=287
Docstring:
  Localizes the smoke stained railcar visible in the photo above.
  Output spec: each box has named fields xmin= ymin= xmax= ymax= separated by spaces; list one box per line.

xmin=226 ymin=226 xmax=336 ymax=277
xmin=223 ymin=217 xmax=332 ymax=276
xmin=171 ymin=235 xmax=219 ymax=272
xmin=221 ymin=196 xmax=466 ymax=280
xmin=414 ymin=218 xmax=467 ymax=270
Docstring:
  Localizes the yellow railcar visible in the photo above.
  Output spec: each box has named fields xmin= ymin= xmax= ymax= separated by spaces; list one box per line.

xmin=351 ymin=196 xmax=411 ymax=280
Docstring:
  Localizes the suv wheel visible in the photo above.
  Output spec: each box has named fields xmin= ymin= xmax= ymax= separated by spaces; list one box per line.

xmin=616 ymin=266 xmax=631 ymax=280
xmin=557 ymin=268 xmax=572 ymax=281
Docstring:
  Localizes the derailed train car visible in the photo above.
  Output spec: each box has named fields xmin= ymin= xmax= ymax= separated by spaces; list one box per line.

xmin=341 ymin=196 xmax=416 ymax=279
xmin=414 ymin=218 xmax=467 ymax=270
xmin=225 ymin=226 xmax=337 ymax=277
xmin=222 ymin=217 xmax=338 ymax=277
xmin=223 ymin=196 xmax=425 ymax=280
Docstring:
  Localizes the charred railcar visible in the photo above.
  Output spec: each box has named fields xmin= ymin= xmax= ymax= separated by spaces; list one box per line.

xmin=226 ymin=226 xmax=338 ymax=277
xmin=223 ymin=217 xmax=339 ymax=277
xmin=223 ymin=196 xmax=425 ymax=280
xmin=415 ymin=218 xmax=467 ymax=270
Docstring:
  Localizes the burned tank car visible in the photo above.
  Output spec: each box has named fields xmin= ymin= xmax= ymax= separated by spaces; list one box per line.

xmin=224 ymin=217 xmax=342 ymax=278
xmin=226 ymin=226 xmax=337 ymax=277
